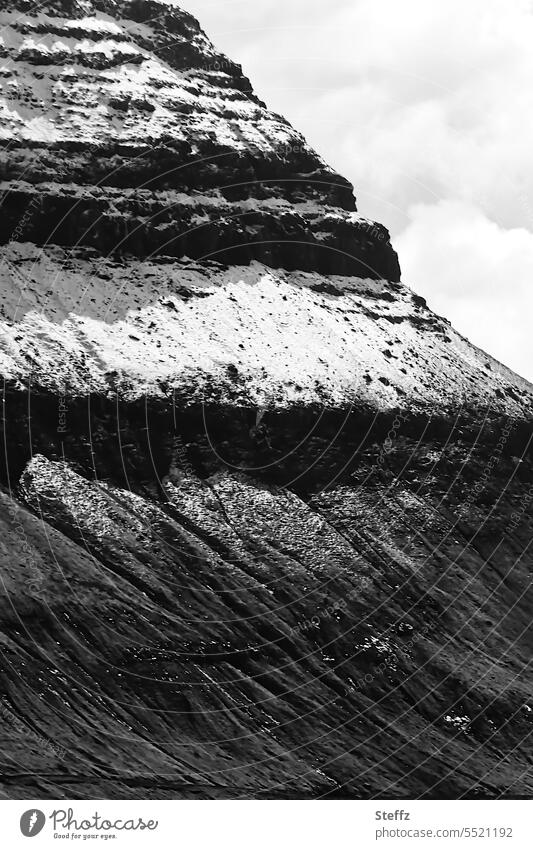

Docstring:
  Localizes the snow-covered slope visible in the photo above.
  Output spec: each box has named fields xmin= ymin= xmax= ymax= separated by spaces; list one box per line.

xmin=0 ymin=243 xmax=531 ymax=415
xmin=0 ymin=1 xmax=399 ymax=278
xmin=0 ymin=2 xmax=528 ymax=413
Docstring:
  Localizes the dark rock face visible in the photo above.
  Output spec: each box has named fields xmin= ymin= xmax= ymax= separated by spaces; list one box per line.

xmin=0 ymin=183 xmax=398 ymax=277
xmin=1 ymin=1 xmax=532 ymax=800
xmin=0 ymin=0 xmax=399 ymax=279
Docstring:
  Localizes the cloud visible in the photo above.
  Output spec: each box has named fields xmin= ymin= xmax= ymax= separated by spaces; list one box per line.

xmin=185 ymin=0 xmax=533 ymax=379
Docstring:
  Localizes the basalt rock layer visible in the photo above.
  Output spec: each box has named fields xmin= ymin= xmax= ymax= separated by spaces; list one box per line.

xmin=0 ymin=0 xmax=398 ymax=278
xmin=1 ymin=1 xmax=533 ymax=800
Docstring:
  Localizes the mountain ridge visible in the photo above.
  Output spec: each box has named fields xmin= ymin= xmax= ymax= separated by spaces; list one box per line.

xmin=0 ymin=0 xmax=532 ymax=801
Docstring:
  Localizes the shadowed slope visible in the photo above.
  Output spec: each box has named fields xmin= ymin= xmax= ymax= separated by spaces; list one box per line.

xmin=0 ymin=0 xmax=532 ymax=800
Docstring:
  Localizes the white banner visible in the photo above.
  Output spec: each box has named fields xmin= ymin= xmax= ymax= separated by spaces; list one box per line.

xmin=0 ymin=800 xmax=532 ymax=848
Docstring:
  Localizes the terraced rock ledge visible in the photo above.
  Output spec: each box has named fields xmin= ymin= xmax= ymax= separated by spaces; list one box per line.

xmin=0 ymin=1 xmax=532 ymax=800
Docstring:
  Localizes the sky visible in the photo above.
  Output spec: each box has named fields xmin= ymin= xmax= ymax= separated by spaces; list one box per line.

xmin=184 ymin=0 xmax=533 ymax=382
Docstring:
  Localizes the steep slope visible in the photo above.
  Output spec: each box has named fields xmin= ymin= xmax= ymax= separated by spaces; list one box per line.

xmin=1 ymin=1 xmax=532 ymax=800
xmin=0 ymin=0 xmax=398 ymax=278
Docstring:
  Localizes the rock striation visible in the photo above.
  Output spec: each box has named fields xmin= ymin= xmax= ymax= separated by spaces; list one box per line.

xmin=0 ymin=1 xmax=532 ymax=800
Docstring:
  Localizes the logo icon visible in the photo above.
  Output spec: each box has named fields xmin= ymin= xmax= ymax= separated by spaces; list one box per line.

xmin=20 ymin=810 xmax=46 ymax=837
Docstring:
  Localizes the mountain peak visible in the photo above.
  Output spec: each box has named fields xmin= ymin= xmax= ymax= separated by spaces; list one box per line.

xmin=1 ymin=1 xmax=532 ymax=802
xmin=0 ymin=0 xmax=400 ymax=278
xmin=2 ymin=0 xmax=528 ymax=413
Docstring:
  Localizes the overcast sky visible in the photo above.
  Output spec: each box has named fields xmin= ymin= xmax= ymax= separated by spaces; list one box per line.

xmin=184 ymin=0 xmax=533 ymax=381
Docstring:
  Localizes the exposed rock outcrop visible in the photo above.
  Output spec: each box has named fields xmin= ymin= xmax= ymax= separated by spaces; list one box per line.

xmin=0 ymin=1 xmax=532 ymax=800
xmin=0 ymin=0 xmax=399 ymax=278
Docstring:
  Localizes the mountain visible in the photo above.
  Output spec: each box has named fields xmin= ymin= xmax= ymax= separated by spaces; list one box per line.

xmin=0 ymin=0 xmax=532 ymax=800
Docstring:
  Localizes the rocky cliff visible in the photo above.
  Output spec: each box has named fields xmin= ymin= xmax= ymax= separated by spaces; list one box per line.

xmin=1 ymin=0 xmax=532 ymax=800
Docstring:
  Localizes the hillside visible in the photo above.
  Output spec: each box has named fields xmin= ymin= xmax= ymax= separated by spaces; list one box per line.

xmin=0 ymin=0 xmax=532 ymax=800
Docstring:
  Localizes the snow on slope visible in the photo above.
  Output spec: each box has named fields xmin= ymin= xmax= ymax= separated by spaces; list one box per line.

xmin=0 ymin=0 xmax=529 ymax=416
xmin=0 ymin=1 xmax=403 ymax=280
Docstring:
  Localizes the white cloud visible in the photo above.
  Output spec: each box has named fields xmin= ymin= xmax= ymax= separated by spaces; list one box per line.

xmin=185 ymin=0 xmax=533 ymax=379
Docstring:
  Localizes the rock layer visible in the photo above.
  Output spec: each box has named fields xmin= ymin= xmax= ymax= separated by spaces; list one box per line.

xmin=0 ymin=1 xmax=532 ymax=800
xmin=0 ymin=0 xmax=399 ymax=278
